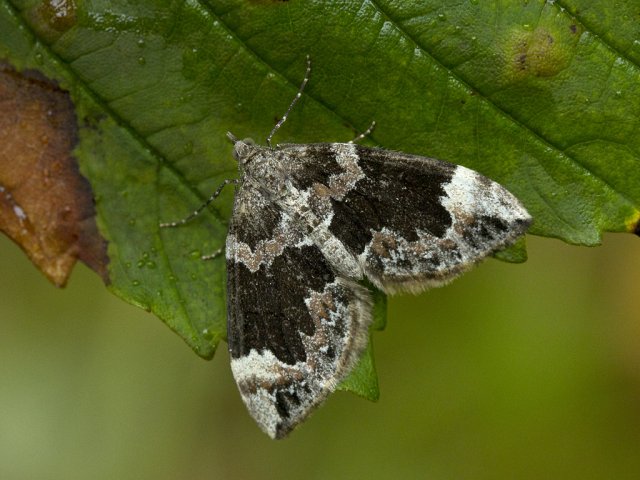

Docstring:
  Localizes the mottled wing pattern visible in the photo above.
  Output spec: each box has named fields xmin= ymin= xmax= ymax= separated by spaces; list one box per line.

xmin=282 ymin=143 xmax=532 ymax=294
xmin=226 ymin=184 xmax=372 ymax=439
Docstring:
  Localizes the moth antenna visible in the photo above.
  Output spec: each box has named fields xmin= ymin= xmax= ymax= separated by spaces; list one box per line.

xmin=266 ymin=55 xmax=311 ymax=148
xmin=348 ymin=121 xmax=376 ymax=144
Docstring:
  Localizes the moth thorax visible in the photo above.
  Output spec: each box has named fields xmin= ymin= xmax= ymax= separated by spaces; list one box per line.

xmin=245 ymin=154 xmax=287 ymax=197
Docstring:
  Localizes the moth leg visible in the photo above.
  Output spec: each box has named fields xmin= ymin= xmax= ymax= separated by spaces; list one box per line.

xmin=266 ymin=55 xmax=311 ymax=148
xmin=159 ymin=178 xmax=238 ymax=228
xmin=201 ymin=247 xmax=224 ymax=261
xmin=348 ymin=120 xmax=376 ymax=144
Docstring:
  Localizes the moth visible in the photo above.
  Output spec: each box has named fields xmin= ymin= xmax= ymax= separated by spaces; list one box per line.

xmin=162 ymin=56 xmax=532 ymax=439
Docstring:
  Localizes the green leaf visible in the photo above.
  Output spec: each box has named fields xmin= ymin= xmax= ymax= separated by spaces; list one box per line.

xmin=338 ymin=288 xmax=387 ymax=400
xmin=2 ymin=1 xmax=640 ymax=396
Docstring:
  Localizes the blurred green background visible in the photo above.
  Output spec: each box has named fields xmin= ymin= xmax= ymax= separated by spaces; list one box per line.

xmin=1 ymin=233 xmax=639 ymax=479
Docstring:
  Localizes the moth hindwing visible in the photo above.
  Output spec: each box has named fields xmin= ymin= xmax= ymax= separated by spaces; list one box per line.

xmin=161 ymin=56 xmax=532 ymax=439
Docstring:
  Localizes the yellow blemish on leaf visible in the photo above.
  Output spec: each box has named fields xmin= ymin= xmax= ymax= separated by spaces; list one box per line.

xmin=502 ymin=25 xmax=576 ymax=84
xmin=625 ymin=209 xmax=640 ymax=234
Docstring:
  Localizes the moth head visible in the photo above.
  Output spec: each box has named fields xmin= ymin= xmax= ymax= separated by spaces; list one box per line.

xmin=227 ymin=132 xmax=257 ymax=167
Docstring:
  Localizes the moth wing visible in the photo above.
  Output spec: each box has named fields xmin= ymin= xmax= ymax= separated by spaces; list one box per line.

xmin=226 ymin=185 xmax=372 ymax=439
xmin=283 ymin=143 xmax=532 ymax=294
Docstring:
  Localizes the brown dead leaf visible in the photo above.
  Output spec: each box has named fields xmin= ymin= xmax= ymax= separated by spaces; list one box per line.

xmin=0 ymin=61 xmax=108 ymax=287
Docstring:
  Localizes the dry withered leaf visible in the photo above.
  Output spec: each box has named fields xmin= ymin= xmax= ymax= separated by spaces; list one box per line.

xmin=0 ymin=61 xmax=108 ymax=286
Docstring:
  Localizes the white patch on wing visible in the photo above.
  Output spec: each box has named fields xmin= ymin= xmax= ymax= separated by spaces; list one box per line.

xmin=328 ymin=143 xmax=365 ymax=200
xmin=230 ymin=349 xmax=291 ymax=439
xmin=360 ymin=165 xmax=531 ymax=293
xmin=442 ymin=166 xmax=527 ymax=224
